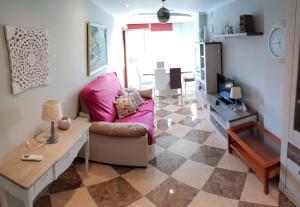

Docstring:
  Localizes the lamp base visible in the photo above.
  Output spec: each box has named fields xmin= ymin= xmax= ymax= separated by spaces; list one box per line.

xmin=47 ymin=136 xmax=59 ymax=144
xmin=47 ymin=121 xmax=59 ymax=144
xmin=231 ymin=101 xmax=239 ymax=112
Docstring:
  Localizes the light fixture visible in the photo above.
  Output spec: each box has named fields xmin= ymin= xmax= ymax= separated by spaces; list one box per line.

xmin=42 ymin=100 xmax=63 ymax=144
xmin=157 ymin=0 xmax=170 ymax=23
xmin=230 ymin=87 xmax=242 ymax=112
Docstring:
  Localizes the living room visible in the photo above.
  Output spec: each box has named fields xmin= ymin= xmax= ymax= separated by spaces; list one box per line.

xmin=0 ymin=0 xmax=299 ymax=207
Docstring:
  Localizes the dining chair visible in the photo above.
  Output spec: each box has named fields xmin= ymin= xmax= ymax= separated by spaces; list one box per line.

xmin=154 ymin=68 xmax=167 ymax=96
xmin=136 ymin=66 xmax=153 ymax=90
xmin=183 ymin=72 xmax=195 ymax=95
xmin=156 ymin=61 xmax=165 ymax=69
xmin=170 ymin=68 xmax=183 ymax=96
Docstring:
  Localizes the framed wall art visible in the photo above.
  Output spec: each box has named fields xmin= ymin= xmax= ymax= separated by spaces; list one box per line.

xmin=87 ymin=22 xmax=108 ymax=76
xmin=5 ymin=25 xmax=50 ymax=95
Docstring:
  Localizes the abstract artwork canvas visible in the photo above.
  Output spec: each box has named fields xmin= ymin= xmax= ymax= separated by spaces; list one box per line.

xmin=5 ymin=25 xmax=50 ymax=95
xmin=87 ymin=22 xmax=107 ymax=76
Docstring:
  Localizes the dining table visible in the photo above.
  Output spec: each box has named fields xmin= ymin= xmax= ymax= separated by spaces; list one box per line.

xmin=142 ymin=70 xmax=194 ymax=96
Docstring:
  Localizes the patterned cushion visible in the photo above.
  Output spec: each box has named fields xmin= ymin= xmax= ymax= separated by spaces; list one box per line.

xmin=139 ymin=89 xmax=153 ymax=99
xmin=115 ymin=95 xmax=138 ymax=119
xmin=129 ymin=90 xmax=144 ymax=106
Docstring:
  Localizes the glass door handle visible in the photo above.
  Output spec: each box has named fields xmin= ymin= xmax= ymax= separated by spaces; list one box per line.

xmin=297 ymin=99 xmax=300 ymax=104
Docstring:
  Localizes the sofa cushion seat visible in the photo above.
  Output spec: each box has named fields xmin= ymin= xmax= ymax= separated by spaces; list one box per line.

xmin=90 ymin=121 xmax=148 ymax=137
xmin=114 ymin=99 xmax=154 ymax=144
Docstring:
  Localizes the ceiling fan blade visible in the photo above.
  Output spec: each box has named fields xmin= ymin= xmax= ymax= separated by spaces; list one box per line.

xmin=138 ymin=13 xmax=157 ymax=16
xmin=170 ymin=13 xmax=191 ymax=17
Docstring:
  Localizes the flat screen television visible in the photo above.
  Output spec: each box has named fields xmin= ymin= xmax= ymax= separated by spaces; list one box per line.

xmin=217 ymin=73 xmax=234 ymax=104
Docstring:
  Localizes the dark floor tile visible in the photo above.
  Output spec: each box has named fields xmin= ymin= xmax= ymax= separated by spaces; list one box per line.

xmin=175 ymin=107 xmax=192 ymax=115
xmin=155 ymin=135 xmax=180 ymax=149
xmin=178 ymin=117 xmax=202 ymax=127
xmin=149 ymin=151 xmax=186 ymax=175
xmin=87 ymin=177 xmax=142 ymax=207
xmin=156 ymin=96 xmax=167 ymax=101
xmin=34 ymin=195 xmax=52 ymax=207
xmin=111 ymin=165 xmax=135 ymax=175
xmin=146 ymin=177 xmax=199 ymax=207
xmin=49 ymin=165 xmax=82 ymax=194
xmin=184 ymin=129 xmax=211 ymax=144
xmin=238 ymin=201 xmax=274 ymax=207
xmin=203 ymin=168 xmax=247 ymax=200
xmin=156 ymin=101 xmax=170 ymax=108
xmin=155 ymin=131 xmax=171 ymax=138
xmin=156 ymin=119 xmax=175 ymax=130
xmin=279 ymin=191 xmax=296 ymax=207
xmin=173 ymin=100 xmax=191 ymax=106
xmin=156 ymin=109 xmax=172 ymax=118
xmin=73 ymin=157 xmax=85 ymax=165
xmin=190 ymin=145 xmax=225 ymax=166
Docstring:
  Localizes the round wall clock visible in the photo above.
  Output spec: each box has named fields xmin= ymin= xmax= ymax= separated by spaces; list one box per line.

xmin=268 ymin=21 xmax=287 ymax=61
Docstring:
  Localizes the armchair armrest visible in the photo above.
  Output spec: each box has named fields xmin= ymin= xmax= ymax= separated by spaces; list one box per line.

xmin=90 ymin=122 xmax=148 ymax=137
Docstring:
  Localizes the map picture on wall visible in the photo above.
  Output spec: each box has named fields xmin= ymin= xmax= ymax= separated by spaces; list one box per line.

xmin=87 ymin=22 xmax=107 ymax=76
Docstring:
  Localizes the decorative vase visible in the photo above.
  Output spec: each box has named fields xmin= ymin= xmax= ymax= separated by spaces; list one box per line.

xmin=58 ymin=117 xmax=71 ymax=130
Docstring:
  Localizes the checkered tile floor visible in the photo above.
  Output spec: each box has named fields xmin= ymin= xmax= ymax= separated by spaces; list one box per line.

xmin=34 ymin=91 xmax=295 ymax=207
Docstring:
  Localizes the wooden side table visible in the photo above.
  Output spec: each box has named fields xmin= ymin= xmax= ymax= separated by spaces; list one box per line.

xmin=227 ymin=121 xmax=281 ymax=194
xmin=0 ymin=119 xmax=91 ymax=207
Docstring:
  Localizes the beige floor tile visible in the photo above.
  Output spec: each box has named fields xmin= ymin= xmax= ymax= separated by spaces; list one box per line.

xmin=240 ymin=173 xmax=279 ymax=207
xmin=195 ymin=120 xmax=214 ymax=132
xmin=190 ymin=103 xmax=198 ymax=117
xmin=163 ymin=105 xmax=182 ymax=112
xmin=188 ymin=191 xmax=239 ymax=207
xmin=168 ymin=139 xmax=200 ymax=158
xmin=148 ymin=144 xmax=165 ymax=160
xmin=196 ymin=110 xmax=205 ymax=119
xmin=128 ymin=197 xmax=156 ymax=207
xmin=51 ymin=187 xmax=97 ymax=207
xmin=123 ymin=165 xmax=168 ymax=195
xmin=172 ymin=160 xmax=214 ymax=190
xmin=202 ymin=133 xmax=227 ymax=150
xmin=76 ymin=162 xmax=119 ymax=186
xmin=165 ymin=124 xmax=192 ymax=137
xmin=154 ymin=129 xmax=163 ymax=137
xmin=165 ymin=113 xmax=186 ymax=123
xmin=217 ymin=151 xmax=249 ymax=172
xmin=162 ymin=98 xmax=177 ymax=104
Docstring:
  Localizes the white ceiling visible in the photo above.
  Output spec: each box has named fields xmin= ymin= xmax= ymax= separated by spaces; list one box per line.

xmin=92 ymin=0 xmax=234 ymax=23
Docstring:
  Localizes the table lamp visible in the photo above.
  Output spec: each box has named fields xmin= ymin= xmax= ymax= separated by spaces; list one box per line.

xmin=42 ymin=100 xmax=63 ymax=144
xmin=230 ymin=87 xmax=242 ymax=112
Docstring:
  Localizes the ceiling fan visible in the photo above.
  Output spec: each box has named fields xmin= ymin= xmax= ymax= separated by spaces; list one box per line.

xmin=138 ymin=0 xmax=191 ymax=23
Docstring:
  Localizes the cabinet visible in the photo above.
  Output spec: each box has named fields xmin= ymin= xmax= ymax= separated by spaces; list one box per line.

xmin=195 ymin=42 xmax=222 ymax=96
xmin=201 ymin=93 xmax=257 ymax=140
xmin=280 ymin=0 xmax=300 ymax=206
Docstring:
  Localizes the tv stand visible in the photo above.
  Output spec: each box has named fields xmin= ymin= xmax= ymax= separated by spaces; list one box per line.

xmin=199 ymin=93 xmax=258 ymax=139
xmin=218 ymin=97 xmax=233 ymax=105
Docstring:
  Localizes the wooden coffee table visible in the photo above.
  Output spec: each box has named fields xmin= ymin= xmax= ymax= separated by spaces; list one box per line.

xmin=227 ymin=121 xmax=281 ymax=194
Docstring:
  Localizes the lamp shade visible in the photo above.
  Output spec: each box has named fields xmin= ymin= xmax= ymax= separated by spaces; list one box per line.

xmin=230 ymin=87 xmax=242 ymax=99
xmin=42 ymin=100 xmax=63 ymax=122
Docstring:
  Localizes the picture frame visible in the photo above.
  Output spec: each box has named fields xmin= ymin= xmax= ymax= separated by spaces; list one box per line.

xmin=87 ymin=22 xmax=108 ymax=76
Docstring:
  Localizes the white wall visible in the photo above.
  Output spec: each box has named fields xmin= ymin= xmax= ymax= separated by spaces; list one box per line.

xmin=207 ymin=0 xmax=288 ymax=138
xmin=0 ymin=0 xmax=124 ymax=158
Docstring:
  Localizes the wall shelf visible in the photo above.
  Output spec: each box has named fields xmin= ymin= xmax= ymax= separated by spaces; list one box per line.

xmin=214 ymin=32 xmax=263 ymax=38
